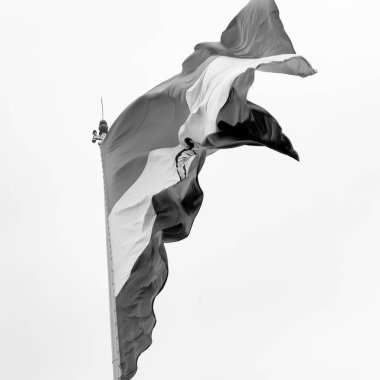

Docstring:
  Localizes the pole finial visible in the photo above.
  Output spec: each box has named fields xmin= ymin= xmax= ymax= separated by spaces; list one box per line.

xmin=92 ymin=97 xmax=109 ymax=144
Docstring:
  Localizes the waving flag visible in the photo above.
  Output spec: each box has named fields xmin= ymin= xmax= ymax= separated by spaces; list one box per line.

xmin=99 ymin=1 xmax=316 ymax=378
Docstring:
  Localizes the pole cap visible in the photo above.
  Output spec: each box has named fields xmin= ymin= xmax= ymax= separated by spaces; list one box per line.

xmin=99 ymin=120 xmax=108 ymax=134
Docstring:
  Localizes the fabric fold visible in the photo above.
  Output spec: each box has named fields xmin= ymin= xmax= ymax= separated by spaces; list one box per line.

xmin=100 ymin=1 xmax=316 ymax=378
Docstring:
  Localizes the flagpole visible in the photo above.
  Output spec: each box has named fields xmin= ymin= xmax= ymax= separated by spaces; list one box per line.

xmin=102 ymin=166 xmax=122 ymax=380
xmin=93 ymin=118 xmax=122 ymax=380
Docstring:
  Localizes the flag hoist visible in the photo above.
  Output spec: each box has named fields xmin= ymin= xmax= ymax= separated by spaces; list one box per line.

xmin=93 ymin=108 xmax=122 ymax=379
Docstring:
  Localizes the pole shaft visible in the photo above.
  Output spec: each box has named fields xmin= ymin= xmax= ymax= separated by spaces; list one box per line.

xmin=100 ymin=148 xmax=121 ymax=380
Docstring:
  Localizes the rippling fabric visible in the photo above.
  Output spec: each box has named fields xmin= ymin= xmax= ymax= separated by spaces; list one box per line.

xmin=99 ymin=1 xmax=316 ymax=379
xmin=207 ymin=85 xmax=299 ymax=160
xmin=102 ymin=0 xmax=315 ymax=212
xmin=115 ymin=152 xmax=205 ymax=380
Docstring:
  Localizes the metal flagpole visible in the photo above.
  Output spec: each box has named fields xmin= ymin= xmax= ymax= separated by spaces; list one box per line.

xmin=93 ymin=102 xmax=122 ymax=380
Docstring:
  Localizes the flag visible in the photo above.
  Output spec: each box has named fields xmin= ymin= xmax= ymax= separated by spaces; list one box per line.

xmin=100 ymin=1 xmax=316 ymax=378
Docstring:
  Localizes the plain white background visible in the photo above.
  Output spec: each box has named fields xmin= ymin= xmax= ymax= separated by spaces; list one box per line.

xmin=1 ymin=0 xmax=379 ymax=379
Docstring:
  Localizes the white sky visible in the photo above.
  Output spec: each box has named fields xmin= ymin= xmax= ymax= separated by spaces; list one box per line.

xmin=1 ymin=0 xmax=380 ymax=379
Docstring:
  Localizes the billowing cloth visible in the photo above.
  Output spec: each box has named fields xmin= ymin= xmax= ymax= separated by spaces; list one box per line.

xmin=100 ymin=1 xmax=316 ymax=378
